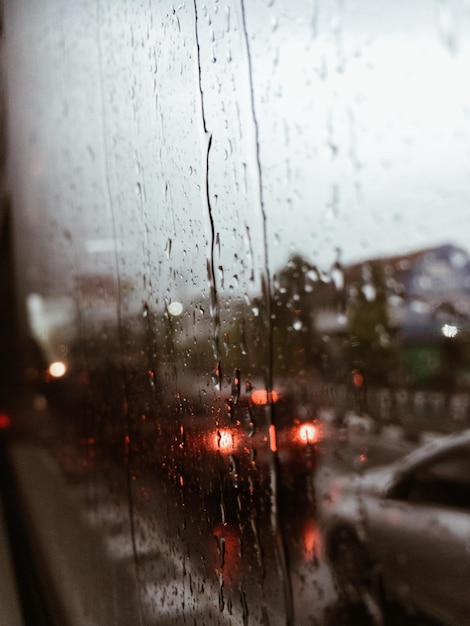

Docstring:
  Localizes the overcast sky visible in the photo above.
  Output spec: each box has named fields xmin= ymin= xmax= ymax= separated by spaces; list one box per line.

xmin=248 ymin=0 xmax=470 ymax=272
xmin=6 ymin=0 xmax=470 ymax=306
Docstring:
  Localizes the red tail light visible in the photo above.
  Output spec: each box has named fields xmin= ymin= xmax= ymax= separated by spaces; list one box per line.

xmin=0 ymin=413 xmax=11 ymax=430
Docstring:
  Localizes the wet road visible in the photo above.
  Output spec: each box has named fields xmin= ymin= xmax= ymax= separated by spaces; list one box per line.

xmin=44 ymin=416 xmax=446 ymax=625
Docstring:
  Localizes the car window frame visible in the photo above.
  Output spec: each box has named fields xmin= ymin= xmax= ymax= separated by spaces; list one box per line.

xmin=386 ymin=445 xmax=470 ymax=509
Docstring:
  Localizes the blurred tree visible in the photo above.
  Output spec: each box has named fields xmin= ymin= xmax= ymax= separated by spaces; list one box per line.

xmin=346 ymin=260 xmax=397 ymax=385
xmin=272 ymin=254 xmax=323 ymax=377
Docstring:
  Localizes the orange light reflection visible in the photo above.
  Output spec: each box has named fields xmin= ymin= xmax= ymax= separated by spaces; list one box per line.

xmin=251 ymin=389 xmax=279 ymax=405
xmin=215 ymin=429 xmax=233 ymax=451
xmin=269 ymin=424 xmax=277 ymax=452
xmin=303 ymin=519 xmax=320 ymax=562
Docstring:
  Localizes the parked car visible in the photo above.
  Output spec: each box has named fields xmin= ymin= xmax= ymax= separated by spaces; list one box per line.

xmin=320 ymin=430 xmax=470 ymax=625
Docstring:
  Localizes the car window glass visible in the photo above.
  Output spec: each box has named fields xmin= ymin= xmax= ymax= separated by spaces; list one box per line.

xmin=3 ymin=1 xmax=470 ymax=625
xmin=395 ymin=451 xmax=470 ymax=509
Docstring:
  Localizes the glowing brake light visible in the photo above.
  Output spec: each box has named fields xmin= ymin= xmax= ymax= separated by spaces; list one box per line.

xmin=298 ymin=422 xmax=319 ymax=444
xmin=251 ymin=389 xmax=279 ymax=405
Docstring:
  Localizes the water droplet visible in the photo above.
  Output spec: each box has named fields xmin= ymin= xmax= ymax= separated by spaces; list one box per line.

xmin=228 ymin=454 xmax=239 ymax=488
xmin=165 ymin=238 xmax=172 ymax=260
xmin=218 ymin=535 xmax=226 ymax=568
xmin=148 ymin=369 xmax=156 ymax=388
xmin=239 ymin=319 xmax=247 ymax=355
xmin=331 ymin=262 xmax=344 ymax=291
xmin=223 ymin=333 xmax=230 ymax=356
xmin=362 ymin=283 xmax=376 ymax=302
xmin=225 ymin=398 xmax=234 ymax=422
xmin=224 ymin=139 xmax=233 ymax=160
xmin=142 ymin=303 xmax=149 ymax=318
xmin=218 ymin=583 xmax=225 ymax=612
xmin=231 ymin=368 xmax=241 ymax=404
xmin=218 ymin=265 xmax=225 ymax=289
xmin=240 ymin=587 xmax=249 ymax=626
xmin=306 ymin=268 xmax=320 ymax=283
xmin=213 ymin=361 xmax=222 ymax=390
xmin=244 ymin=409 xmax=255 ymax=437
xmin=249 ymin=447 xmax=256 ymax=465
xmin=437 ymin=0 xmax=459 ymax=54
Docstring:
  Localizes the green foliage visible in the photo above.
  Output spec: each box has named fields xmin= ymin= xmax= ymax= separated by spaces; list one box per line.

xmin=272 ymin=254 xmax=322 ymax=376
xmin=346 ymin=261 xmax=396 ymax=384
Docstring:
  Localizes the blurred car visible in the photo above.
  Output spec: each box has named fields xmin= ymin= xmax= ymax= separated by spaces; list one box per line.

xmin=168 ymin=378 xmax=324 ymax=502
xmin=212 ymin=386 xmax=323 ymax=481
xmin=320 ymin=430 xmax=470 ymax=625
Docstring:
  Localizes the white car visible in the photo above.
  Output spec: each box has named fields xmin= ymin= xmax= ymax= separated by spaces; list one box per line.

xmin=320 ymin=430 xmax=470 ymax=625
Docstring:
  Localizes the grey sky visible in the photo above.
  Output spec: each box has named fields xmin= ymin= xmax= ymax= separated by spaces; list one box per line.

xmin=5 ymin=0 xmax=470 ymax=308
xmin=251 ymin=0 xmax=470 ymax=271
